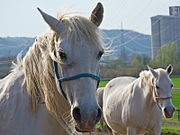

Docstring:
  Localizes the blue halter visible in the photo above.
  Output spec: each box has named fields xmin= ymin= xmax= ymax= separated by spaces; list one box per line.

xmin=53 ymin=61 xmax=101 ymax=100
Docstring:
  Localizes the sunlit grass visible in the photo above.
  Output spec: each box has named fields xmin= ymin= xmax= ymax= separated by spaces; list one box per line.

xmin=161 ymin=124 xmax=180 ymax=134
xmin=99 ymin=81 xmax=108 ymax=87
xmin=172 ymin=91 xmax=180 ymax=108
xmin=100 ymin=77 xmax=180 ymax=88
xmin=171 ymin=78 xmax=180 ymax=89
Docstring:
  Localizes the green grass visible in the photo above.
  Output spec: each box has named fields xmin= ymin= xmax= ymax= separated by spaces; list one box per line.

xmin=96 ymin=122 xmax=180 ymax=134
xmin=163 ymin=118 xmax=180 ymax=123
xmin=172 ymin=91 xmax=180 ymax=108
xmin=161 ymin=124 xmax=180 ymax=134
xmin=100 ymin=77 xmax=180 ymax=89
xmin=171 ymin=78 xmax=180 ymax=89
xmin=96 ymin=121 xmax=107 ymax=129
xmin=99 ymin=81 xmax=109 ymax=87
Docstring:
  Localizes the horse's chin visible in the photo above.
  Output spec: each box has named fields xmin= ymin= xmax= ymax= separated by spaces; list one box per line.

xmin=75 ymin=124 xmax=95 ymax=132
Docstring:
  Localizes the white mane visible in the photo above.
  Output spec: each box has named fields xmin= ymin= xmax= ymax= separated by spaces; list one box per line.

xmin=10 ymin=52 xmax=23 ymax=73
xmin=139 ymin=68 xmax=169 ymax=92
xmin=139 ymin=69 xmax=155 ymax=91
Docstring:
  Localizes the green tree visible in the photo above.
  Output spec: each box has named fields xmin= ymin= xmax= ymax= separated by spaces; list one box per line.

xmin=170 ymin=42 xmax=178 ymax=64
xmin=105 ymin=57 xmax=126 ymax=69
xmin=131 ymin=54 xmax=150 ymax=67
xmin=153 ymin=42 xmax=178 ymax=67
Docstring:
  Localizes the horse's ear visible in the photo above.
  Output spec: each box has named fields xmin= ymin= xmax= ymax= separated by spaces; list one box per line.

xmin=147 ymin=65 xmax=158 ymax=78
xmin=89 ymin=2 xmax=104 ymax=27
xmin=37 ymin=8 xmax=65 ymax=32
xmin=166 ymin=64 xmax=173 ymax=75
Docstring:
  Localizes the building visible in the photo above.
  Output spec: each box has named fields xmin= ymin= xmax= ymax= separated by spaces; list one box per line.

xmin=151 ymin=6 xmax=180 ymax=60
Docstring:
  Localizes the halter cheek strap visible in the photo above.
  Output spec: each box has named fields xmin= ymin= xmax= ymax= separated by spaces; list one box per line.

xmin=53 ymin=61 xmax=101 ymax=101
xmin=153 ymin=88 xmax=172 ymax=103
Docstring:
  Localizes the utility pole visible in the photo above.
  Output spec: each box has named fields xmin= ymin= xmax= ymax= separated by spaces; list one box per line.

xmin=120 ymin=22 xmax=126 ymax=62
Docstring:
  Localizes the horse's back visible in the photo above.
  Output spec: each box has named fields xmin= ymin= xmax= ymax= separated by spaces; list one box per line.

xmin=103 ymin=76 xmax=136 ymax=106
xmin=0 ymin=69 xmax=28 ymax=134
xmin=104 ymin=76 xmax=136 ymax=97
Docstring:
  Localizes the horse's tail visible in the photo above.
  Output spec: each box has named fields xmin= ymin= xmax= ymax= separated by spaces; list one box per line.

xmin=96 ymin=87 xmax=104 ymax=109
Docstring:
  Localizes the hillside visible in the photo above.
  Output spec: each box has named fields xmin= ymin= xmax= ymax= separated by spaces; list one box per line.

xmin=0 ymin=37 xmax=35 ymax=57
xmin=0 ymin=29 xmax=151 ymax=59
xmin=103 ymin=29 xmax=151 ymax=60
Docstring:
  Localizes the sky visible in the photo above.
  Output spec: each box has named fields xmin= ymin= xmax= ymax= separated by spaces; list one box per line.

xmin=0 ymin=0 xmax=180 ymax=37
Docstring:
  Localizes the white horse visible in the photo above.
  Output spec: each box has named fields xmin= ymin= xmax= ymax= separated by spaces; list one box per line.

xmin=102 ymin=65 xmax=175 ymax=135
xmin=96 ymin=87 xmax=112 ymax=135
xmin=0 ymin=3 xmax=104 ymax=135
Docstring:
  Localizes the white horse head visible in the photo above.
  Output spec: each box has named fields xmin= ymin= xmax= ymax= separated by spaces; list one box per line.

xmin=148 ymin=65 xmax=175 ymax=118
xmin=24 ymin=3 xmax=104 ymax=133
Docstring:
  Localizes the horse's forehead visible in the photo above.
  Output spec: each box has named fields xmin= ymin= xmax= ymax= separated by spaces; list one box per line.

xmin=60 ymin=38 xmax=98 ymax=53
xmin=158 ymin=70 xmax=171 ymax=85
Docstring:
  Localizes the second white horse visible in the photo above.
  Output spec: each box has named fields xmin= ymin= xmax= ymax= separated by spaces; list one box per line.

xmin=102 ymin=65 xmax=175 ymax=135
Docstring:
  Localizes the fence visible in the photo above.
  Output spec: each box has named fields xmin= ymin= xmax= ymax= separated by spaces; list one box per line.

xmin=176 ymin=108 xmax=180 ymax=121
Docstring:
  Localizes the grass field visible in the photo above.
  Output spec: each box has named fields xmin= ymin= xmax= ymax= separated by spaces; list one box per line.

xmin=100 ymin=77 xmax=180 ymax=88
xmin=99 ymin=81 xmax=108 ymax=87
xmin=172 ymin=91 xmax=180 ymax=108
xmin=171 ymin=78 xmax=180 ymax=89
xmin=161 ymin=124 xmax=180 ymax=134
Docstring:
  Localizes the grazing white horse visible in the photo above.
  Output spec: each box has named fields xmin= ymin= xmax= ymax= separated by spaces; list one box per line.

xmin=0 ymin=3 xmax=104 ymax=135
xmin=103 ymin=65 xmax=175 ymax=135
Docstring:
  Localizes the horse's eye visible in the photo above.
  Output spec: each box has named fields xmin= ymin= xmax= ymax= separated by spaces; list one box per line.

xmin=171 ymin=84 xmax=173 ymax=88
xmin=156 ymin=85 xmax=159 ymax=89
xmin=59 ymin=52 xmax=66 ymax=60
xmin=58 ymin=49 xmax=66 ymax=60
xmin=97 ymin=51 xmax=103 ymax=60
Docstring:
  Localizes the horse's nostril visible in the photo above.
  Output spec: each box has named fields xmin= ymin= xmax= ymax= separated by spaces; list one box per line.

xmin=73 ymin=107 xmax=81 ymax=122
xmin=164 ymin=108 xmax=167 ymax=113
xmin=96 ymin=108 xmax=102 ymax=123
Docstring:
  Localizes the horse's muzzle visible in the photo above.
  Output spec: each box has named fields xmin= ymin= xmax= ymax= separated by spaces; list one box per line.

xmin=164 ymin=106 xmax=175 ymax=118
xmin=72 ymin=106 xmax=102 ymax=132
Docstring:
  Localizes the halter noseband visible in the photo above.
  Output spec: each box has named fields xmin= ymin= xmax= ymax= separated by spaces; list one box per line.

xmin=53 ymin=61 xmax=101 ymax=100
xmin=154 ymin=96 xmax=172 ymax=101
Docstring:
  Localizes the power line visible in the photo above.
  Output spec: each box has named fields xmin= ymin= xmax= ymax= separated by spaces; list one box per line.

xmin=104 ymin=0 xmax=171 ymax=47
